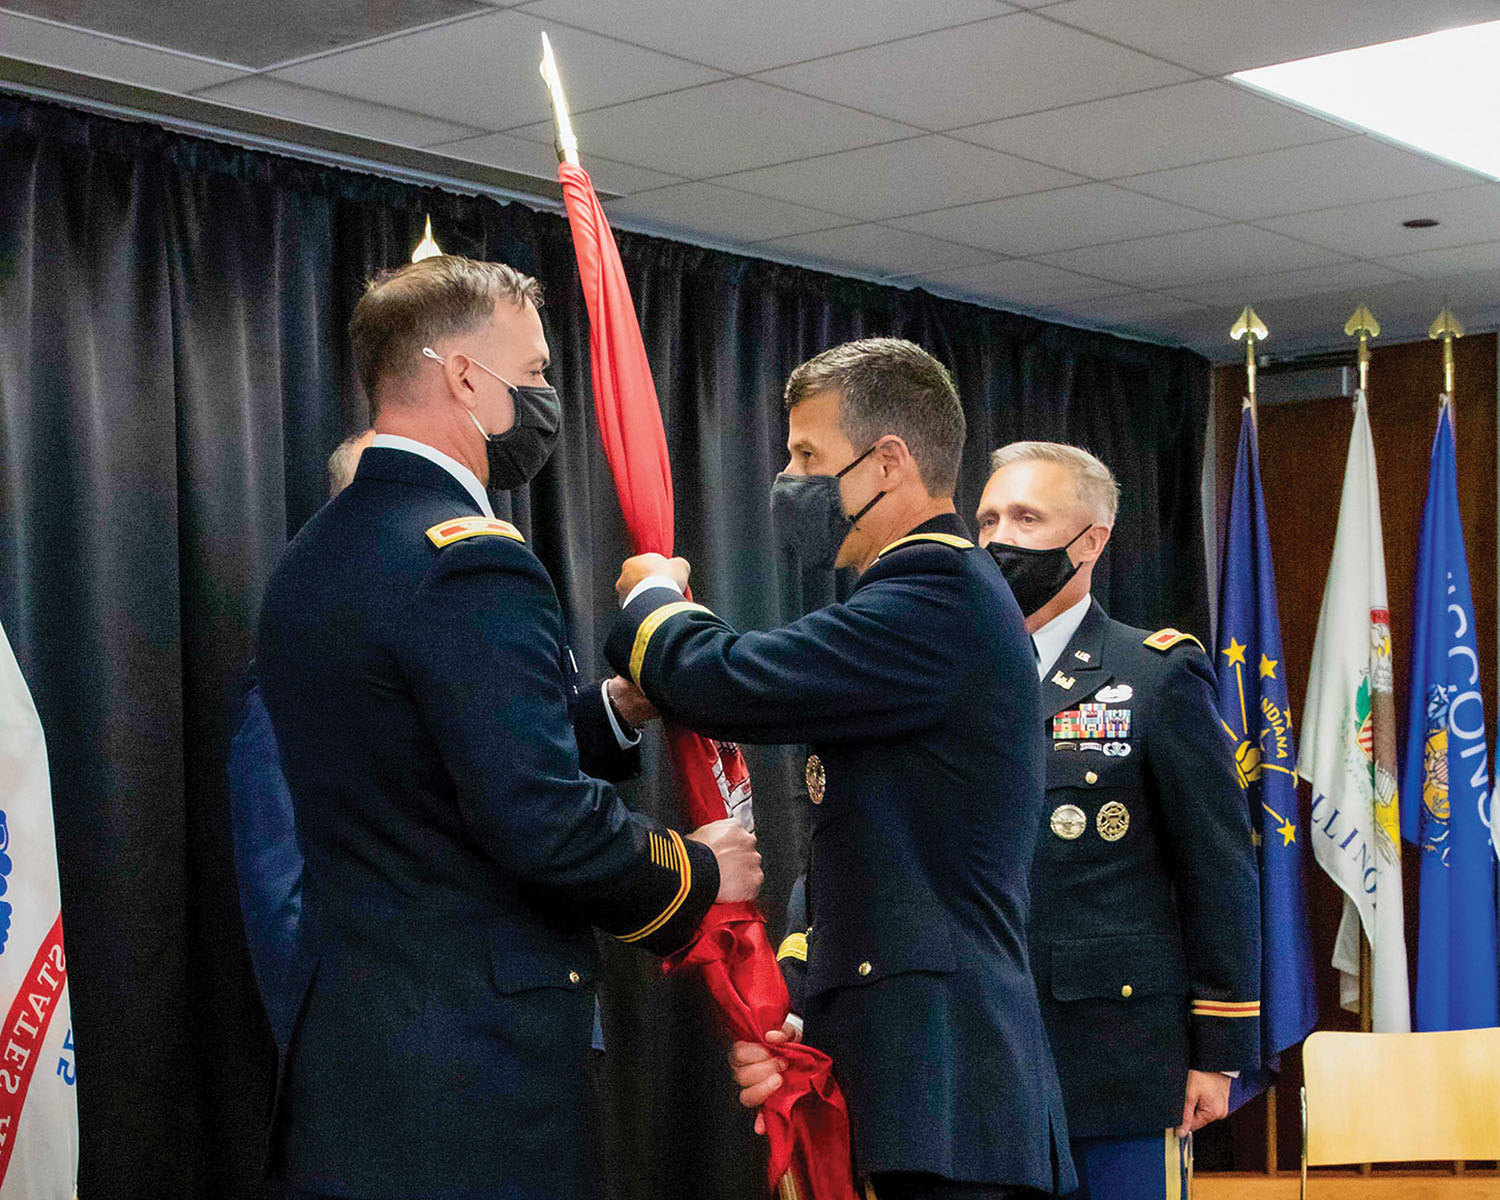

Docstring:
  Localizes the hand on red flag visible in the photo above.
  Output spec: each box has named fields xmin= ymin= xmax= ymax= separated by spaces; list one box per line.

xmin=729 ymin=1020 xmax=803 ymax=1134
xmin=687 ymin=819 xmax=762 ymax=902
xmin=616 ymin=553 xmax=690 ymax=603
xmin=605 ymin=675 xmax=658 ymax=727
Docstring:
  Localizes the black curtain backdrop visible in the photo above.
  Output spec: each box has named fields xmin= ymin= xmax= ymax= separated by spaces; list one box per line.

xmin=0 ymin=95 xmax=1211 ymax=1200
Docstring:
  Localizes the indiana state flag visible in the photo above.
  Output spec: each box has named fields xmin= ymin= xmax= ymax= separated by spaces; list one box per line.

xmin=1215 ymin=406 xmax=1318 ymax=1105
xmin=1399 ymin=399 xmax=1499 ymax=1031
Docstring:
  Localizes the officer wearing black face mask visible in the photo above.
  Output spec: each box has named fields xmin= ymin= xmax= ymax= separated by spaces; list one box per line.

xmin=608 ymin=338 xmax=1074 ymax=1200
xmin=977 ymin=442 xmax=1260 ymax=1200
xmin=256 ymin=256 xmax=762 ymax=1200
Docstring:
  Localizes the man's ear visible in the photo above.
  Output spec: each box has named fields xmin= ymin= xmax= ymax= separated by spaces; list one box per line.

xmin=1077 ymin=523 xmax=1112 ymax=565
xmin=443 ymin=353 xmax=479 ymax=408
xmin=874 ymin=434 xmax=914 ymax=481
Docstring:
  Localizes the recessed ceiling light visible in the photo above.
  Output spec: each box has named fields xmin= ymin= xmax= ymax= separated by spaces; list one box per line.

xmin=1232 ymin=20 xmax=1500 ymax=181
xmin=1402 ymin=217 xmax=1440 ymax=228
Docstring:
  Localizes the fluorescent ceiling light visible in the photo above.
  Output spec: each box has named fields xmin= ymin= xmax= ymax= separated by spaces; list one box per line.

xmin=1231 ymin=20 xmax=1500 ymax=181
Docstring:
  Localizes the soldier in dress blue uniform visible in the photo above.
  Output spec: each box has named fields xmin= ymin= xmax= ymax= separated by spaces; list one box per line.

xmin=256 ymin=256 xmax=761 ymax=1200
xmin=608 ymin=339 xmax=1074 ymax=1200
xmin=975 ymin=442 xmax=1262 ymax=1200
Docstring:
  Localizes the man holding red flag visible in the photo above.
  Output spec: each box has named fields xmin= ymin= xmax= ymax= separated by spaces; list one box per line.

xmin=610 ymin=339 xmax=1074 ymax=1200
xmin=257 ymin=254 xmax=762 ymax=1200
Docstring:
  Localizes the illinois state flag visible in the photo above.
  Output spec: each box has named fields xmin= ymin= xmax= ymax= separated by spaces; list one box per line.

xmin=1298 ymin=390 xmax=1410 ymax=1032
xmin=1215 ymin=406 xmax=1317 ymax=1107
xmin=0 ymin=620 xmax=77 ymax=1197
xmin=1399 ymin=400 xmax=1499 ymax=1031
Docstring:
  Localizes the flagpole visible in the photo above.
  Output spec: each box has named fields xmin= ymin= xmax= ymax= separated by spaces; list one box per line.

xmin=1230 ymin=307 xmax=1268 ymax=429
xmin=1429 ymin=307 xmax=1464 ymax=435
xmin=1429 ymin=304 xmax=1466 ymax=1183
xmin=538 ymin=37 xmax=817 ymax=1200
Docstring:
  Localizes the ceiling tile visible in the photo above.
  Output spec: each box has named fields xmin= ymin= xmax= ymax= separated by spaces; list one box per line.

xmin=0 ymin=10 xmax=246 ymax=90
xmin=755 ymin=223 xmax=995 ymax=278
xmin=603 ymin=182 xmax=851 ymax=244
xmin=431 ymin=131 xmax=681 ymax=194
xmin=1169 ymin=260 xmax=1415 ymax=307
xmin=1383 ymin=239 xmax=1500 ymax=279
xmin=1049 ymin=291 xmax=1210 ymax=328
xmin=756 ymin=11 xmax=1192 ymax=130
xmin=1121 ymin=137 xmax=1479 ymax=222
xmin=274 ymin=9 xmax=724 ymax=130
xmin=524 ymin=0 xmax=1012 ymax=73
xmin=915 ymin=259 xmax=1127 ymax=306
xmin=953 ymin=80 xmax=1354 ymax=179
xmin=1258 ymin=184 xmax=1500 ymax=259
xmin=510 ymin=79 xmax=917 ymax=177
xmin=1043 ymin=0 xmax=1500 ymax=75
xmin=1037 ymin=224 xmax=1349 ymax=287
xmin=715 ymin=135 xmax=1079 ymax=222
xmin=194 ymin=76 xmax=482 ymax=146
xmin=891 ymin=182 xmax=1223 ymax=255
xmin=1 ymin=0 xmax=493 ymax=69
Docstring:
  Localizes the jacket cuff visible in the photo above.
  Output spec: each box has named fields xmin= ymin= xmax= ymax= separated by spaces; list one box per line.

xmin=1190 ymin=997 xmax=1261 ymax=1071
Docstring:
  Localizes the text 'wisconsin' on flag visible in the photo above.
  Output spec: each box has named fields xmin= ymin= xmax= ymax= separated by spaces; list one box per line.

xmin=1398 ymin=398 xmax=1499 ymax=1032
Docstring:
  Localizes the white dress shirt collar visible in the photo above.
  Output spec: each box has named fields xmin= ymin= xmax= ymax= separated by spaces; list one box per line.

xmin=370 ymin=433 xmax=493 ymax=517
xmin=1032 ymin=594 xmax=1094 ymax=680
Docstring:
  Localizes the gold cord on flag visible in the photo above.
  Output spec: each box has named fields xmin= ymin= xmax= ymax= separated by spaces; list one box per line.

xmin=1229 ymin=306 xmax=1268 ymax=428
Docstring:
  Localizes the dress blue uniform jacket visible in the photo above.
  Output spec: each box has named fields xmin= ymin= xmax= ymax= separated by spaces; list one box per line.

xmin=226 ymin=665 xmax=631 ymax=1054
xmin=606 ymin=513 xmax=1074 ymax=1193
xmin=256 ymin=447 xmax=718 ymax=1200
xmin=1030 ymin=600 xmax=1260 ymax=1139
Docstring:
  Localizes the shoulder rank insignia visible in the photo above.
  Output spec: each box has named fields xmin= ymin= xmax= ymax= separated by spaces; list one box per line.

xmin=875 ymin=532 xmax=974 ymax=561
xmin=1144 ymin=628 xmax=1205 ymax=654
xmin=426 ymin=516 xmax=525 ymax=548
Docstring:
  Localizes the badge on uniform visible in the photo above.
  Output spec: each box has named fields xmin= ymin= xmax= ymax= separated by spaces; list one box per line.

xmin=1096 ymin=683 xmax=1132 ymax=703
xmin=1051 ymin=670 xmax=1075 ymax=690
xmin=1051 ymin=804 xmax=1087 ymax=840
xmin=1097 ymin=801 xmax=1130 ymax=841
xmin=805 ymin=754 xmax=826 ymax=805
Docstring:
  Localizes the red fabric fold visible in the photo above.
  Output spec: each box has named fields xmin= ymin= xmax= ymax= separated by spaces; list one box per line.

xmin=559 ymin=161 xmax=855 ymax=1200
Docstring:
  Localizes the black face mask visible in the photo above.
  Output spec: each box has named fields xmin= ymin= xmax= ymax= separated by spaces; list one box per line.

xmin=423 ymin=346 xmax=562 ymax=491
xmin=768 ymin=442 xmax=885 ymax=570
xmin=988 ymin=525 xmax=1092 ymax=617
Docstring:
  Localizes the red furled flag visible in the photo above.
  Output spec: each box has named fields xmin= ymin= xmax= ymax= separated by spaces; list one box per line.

xmin=559 ymin=160 xmax=855 ymax=1200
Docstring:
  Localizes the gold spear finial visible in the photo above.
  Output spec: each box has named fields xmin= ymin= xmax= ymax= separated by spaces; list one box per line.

xmin=539 ymin=32 xmax=580 ymax=166
xmin=1230 ymin=306 xmax=1268 ymax=424
xmin=1428 ymin=306 xmax=1464 ymax=396
xmin=1344 ymin=304 xmax=1380 ymax=393
xmin=411 ymin=215 xmax=443 ymax=263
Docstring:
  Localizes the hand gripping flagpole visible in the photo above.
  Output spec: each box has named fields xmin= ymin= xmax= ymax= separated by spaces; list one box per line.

xmin=539 ymin=36 xmax=853 ymax=1200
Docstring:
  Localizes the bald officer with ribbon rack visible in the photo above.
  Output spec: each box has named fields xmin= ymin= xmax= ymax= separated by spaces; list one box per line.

xmin=257 ymin=255 xmax=760 ymax=1200
xmin=976 ymin=442 xmax=1261 ymax=1200
xmin=610 ymin=338 xmax=1073 ymax=1200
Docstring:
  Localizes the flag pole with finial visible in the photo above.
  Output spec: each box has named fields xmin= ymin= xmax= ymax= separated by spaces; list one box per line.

xmin=411 ymin=215 xmax=443 ymax=262
xmin=1428 ymin=305 xmax=1463 ymax=409
xmin=1344 ymin=305 xmax=1379 ymax=395
xmin=1229 ymin=306 xmax=1268 ymax=428
xmin=539 ymin=33 xmax=580 ymax=167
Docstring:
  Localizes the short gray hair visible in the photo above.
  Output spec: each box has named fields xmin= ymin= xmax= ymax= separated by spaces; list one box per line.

xmin=989 ymin=441 xmax=1119 ymax=526
xmin=327 ymin=430 xmax=372 ymax=497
